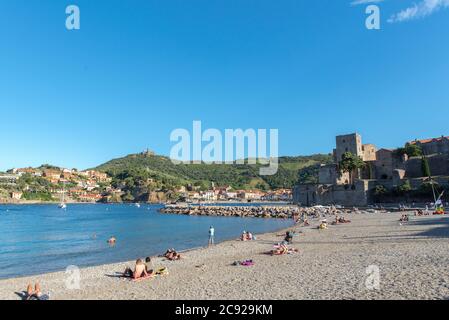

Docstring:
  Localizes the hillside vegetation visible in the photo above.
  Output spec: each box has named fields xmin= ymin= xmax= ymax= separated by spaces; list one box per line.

xmin=95 ymin=153 xmax=333 ymax=192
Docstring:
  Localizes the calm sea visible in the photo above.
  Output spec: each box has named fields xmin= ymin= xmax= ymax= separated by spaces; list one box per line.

xmin=0 ymin=203 xmax=293 ymax=279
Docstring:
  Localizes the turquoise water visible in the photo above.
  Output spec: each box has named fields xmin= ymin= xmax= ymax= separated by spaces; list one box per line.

xmin=0 ymin=204 xmax=293 ymax=279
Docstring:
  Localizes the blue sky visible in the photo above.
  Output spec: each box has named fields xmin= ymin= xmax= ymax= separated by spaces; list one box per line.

xmin=1 ymin=0 xmax=449 ymax=171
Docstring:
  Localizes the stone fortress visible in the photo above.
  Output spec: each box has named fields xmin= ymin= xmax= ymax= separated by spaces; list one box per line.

xmin=293 ymin=133 xmax=449 ymax=206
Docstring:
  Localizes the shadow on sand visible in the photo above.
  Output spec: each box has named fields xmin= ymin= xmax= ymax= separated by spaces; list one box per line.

xmin=345 ymin=216 xmax=449 ymax=242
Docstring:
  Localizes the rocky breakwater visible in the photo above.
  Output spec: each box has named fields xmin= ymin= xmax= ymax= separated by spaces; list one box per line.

xmin=159 ymin=205 xmax=300 ymax=219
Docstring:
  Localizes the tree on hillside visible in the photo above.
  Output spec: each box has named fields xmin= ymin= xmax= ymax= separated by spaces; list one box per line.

xmin=338 ymin=152 xmax=365 ymax=185
xmin=421 ymin=156 xmax=431 ymax=178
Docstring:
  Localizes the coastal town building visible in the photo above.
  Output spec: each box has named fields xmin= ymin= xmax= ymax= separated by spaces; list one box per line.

xmin=10 ymin=191 xmax=23 ymax=200
xmin=294 ymin=133 xmax=449 ymax=207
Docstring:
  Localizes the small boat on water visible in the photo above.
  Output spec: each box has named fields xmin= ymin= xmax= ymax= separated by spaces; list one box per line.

xmin=135 ymin=203 xmax=141 ymax=208
xmin=59 ymin=182 xmax=67 ymax=210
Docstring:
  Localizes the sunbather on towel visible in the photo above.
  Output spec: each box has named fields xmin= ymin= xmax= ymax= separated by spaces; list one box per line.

xmin=123 ymin=259 xmax=149 ymax=280
xmin=25 ymin=283 xmax=49 ymax=300
xmin=270 ymin=244 xmax=289 ymax=255
xmin=164 ymin=249 xmax=181 ymax=261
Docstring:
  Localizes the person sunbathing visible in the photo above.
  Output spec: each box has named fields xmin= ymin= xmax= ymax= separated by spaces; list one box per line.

xmin=123 ymin=259 xmax=148 ymax=279
xmin=270 ymin=244 xmax=288 ymax=255
xmin=164 ymin=249 xmax=181 ymax=260
xmin=25 ymin=283 xmax=49 ymax=300
xmin=338 ymin=217 xmax=351 ymax=223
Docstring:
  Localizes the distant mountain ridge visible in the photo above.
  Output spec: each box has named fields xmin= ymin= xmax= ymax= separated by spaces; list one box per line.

xmin=94 ymin=152 xmax=333 ymax=191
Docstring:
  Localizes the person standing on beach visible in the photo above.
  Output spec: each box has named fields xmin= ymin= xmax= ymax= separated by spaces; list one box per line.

xmin=208 ymin=226 xmax=215 ymax=246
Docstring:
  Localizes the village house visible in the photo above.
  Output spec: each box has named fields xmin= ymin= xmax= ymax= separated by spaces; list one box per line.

xmin=79 ymin=193 xmax=102 ymax=202
xmin=262 ymin=189 xmax=293 ymax=201
xmin=224 ymin=191 xmax=238 ymax=200
xmin=237 ymin=190 xmax=264 ymax=201
xmin=83 ymin=170 xmax=111 ymax=183
xmin=10 ymin=191 xmax=23 ymax=200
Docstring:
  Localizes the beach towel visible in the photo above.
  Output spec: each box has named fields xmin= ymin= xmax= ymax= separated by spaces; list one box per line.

xmin=130 ymin=274 xmax=155 ymax=282
xmin=240 ymin=260 xmax=255 ymax=266
xmin=27 ymin=294 xmax=50 ymax=300
xmin=155 ymin=267 xmax=169 ymax=276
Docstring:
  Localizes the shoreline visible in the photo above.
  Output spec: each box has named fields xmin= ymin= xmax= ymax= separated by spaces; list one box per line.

xmin=0 ymin=201 xmax=290 ymax=206
xmin=1 ymin=211 xmax=448 ymax=300
xmin=0 ymin=222 xmax=295 ymax=282
xmin=0 ymin=223 xmax=294 ymax=283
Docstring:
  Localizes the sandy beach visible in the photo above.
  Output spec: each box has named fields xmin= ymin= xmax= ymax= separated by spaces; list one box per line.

xmin=1 ymin=211 xmax=448 ymax=300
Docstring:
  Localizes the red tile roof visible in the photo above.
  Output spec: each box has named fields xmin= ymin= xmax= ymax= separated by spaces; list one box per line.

xmin=410 ymin=136 xmax=449 ymax=145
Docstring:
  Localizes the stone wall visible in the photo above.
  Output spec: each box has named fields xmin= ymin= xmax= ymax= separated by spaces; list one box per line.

xmin=405 ymin=154 xmax=449 ymax=178
xmin=318 ymin=164 xmax=350 ymax=185
xmin=362 ymin=144 xmax=377 ymax=161
xmin=293 ymin=180 xmax=369 ymax=207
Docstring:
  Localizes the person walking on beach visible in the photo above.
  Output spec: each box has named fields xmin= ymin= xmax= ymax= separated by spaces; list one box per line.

xmin=208 ymin=226 xmax=215 ymax=246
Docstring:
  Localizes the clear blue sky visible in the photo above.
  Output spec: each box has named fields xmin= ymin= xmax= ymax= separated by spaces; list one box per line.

xmin=1 ymin=0 xmax=449 ymax=171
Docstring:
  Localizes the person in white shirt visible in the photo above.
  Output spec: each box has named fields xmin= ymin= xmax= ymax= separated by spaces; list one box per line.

xmin=208 ymin=226 xmax=215 ymax=246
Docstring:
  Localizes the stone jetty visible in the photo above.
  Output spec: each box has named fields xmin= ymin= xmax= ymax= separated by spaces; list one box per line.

xmin=159 ymin=205 xmax=392 ymax=219
xmin=159 ymin=205 xmax=300 ymax=219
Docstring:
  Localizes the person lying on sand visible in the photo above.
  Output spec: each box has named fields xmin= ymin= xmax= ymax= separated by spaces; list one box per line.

xmin=268 ymin=243 xmax=298 ymax=255
xmin=339 ymin=217 xmax=351 ymax=223
xmin=25 ymin=283 xmax=49 ymax=300
xmin=164 ymin=249 xmax=181 ymax=261
xmin=332 ymin=216 xmax=351 ymax=225
xmin=123 ymin=259 xmax=150 ymax=280
xmin=271 ymin=244 xmax=288 ymax=255
xmin=399 ymin=214 xmax=409 ymax=222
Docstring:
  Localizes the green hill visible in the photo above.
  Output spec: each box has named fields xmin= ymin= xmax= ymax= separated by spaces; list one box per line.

xmin=94 ymin=152 xmax=333 ymax=193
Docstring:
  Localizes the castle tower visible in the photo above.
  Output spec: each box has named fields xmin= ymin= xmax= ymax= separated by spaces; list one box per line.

xmin=335 ymin=133 xmax=363 ymax=162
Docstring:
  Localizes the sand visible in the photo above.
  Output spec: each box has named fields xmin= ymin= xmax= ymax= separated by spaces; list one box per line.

xmin=1 ymin=212 xmax=448 ymax=300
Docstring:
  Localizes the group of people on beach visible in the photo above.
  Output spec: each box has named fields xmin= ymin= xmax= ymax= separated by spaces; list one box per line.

xmin=123 ymin=258 xmax=153 ymax=280
xmin=123 ymin=256 xmax=170 ymax=280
